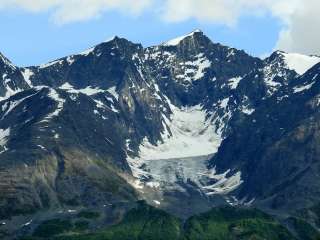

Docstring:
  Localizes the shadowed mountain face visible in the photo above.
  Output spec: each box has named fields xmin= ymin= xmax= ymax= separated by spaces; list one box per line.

xmin=1 ymin=30 xmax=320 ymax=235
xmin=211 ymin=64 xmax=320 ymax=213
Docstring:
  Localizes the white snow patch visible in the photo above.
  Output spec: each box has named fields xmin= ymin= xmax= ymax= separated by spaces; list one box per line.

xmin=60 ymin=83 xmax=105 ymax=96
xmin=1 ymin=91 xmax=39 ymax=119
xmin=263 ymin=64 xmax=283 ymax=96
xmin=107 ymin=86 xmax=119 ymax=100
xmin=176 ymin=53 xmax=211 ymax=82
xmin=104 ymin=36 xmax=116 ymax=42
xmin=21 ymin=68 xmax=34 ymax=87
xmin=0 ymin=75 xmax=23 ymax=101
xmin=225 ymin=196 xmax=255 ymax=207
xmin=94 ymin=110 xmax=99 ymax=115
xmin=227 ymin=49 xmax=236 ymax=58
xmin=94 ymin=100 xmax=105 ymax=108
xmin=67 ymin=56 xmax=75 ymax=65
xmin=60 ymin=82 xmax=74 ymax=90
xmin=94 ymin=99 xmax=118 ymax=113
xmin=294 ymin=82 xmax=316 ymax=93
xmin=80 ymin=47 xmax=95 ymax=56
xmin=0 ymin=128 xmax=10 ymax=146
xmin=37 ymin=145 xmax=46 ymax=150
xmin=228 ymin=77 xmax=242 ymax=89
xmin=162 ymin=29 xmax=202 ymax=46
xmin=282 ymin=52 xmax=320 ymax=75
xmin=40 ymin=59 xmax=64 ymax=69
xmin=0 ymin=54 xmax=16 ymax=70
xmin=42 ymin=89 xmax=65 ymax=122
xmin=110 ymin=104 xmax=119 ymax=113
xmin=76 ymin=86 xmax=104 ymax=96
xmin=219 ymin=98 xmax=229 ymax=109
xmin=242 ymin=107 xmax=255 ymax=115
xmin=22 ymin=219 xmax=33 ymax=227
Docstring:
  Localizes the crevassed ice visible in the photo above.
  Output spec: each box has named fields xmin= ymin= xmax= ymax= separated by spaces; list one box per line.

xmin=127 ymin=98 xmax=243 ymax=195
xmin=201 ymin=168 xmax=243 ymax=195
xmin=133 ymin=103 xmax=221 ymax=161
xmin=0 ymin=128 xmax=10 ymax=146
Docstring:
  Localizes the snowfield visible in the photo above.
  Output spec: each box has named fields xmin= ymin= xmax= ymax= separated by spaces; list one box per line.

xmin=282 ymin=52 xmax=320 ymax=75
xmin=134 ymin=103 xmax=221 ymax=161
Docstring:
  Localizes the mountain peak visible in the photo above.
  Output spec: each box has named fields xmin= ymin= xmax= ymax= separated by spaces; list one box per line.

xmin=0 ymin=52 xmax=16 ymax=69
xmin=266 ymin=50 xmax=320 ymax=75
xmin=104 ymin=35 xmax=117 ymax=43
xmin=191 ymin=29 xmax=203 ymax=34
xmin=161 ymin=29 xmax=204 ymax=47
xmin=0 ymin=52 xmax=9 ymax=63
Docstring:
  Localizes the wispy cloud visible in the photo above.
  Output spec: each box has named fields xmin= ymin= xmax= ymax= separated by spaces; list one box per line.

xmin=0 ymin=0 xmax=319 ymax=55
xmin=0 ymin=0 xmax=152 ymax=24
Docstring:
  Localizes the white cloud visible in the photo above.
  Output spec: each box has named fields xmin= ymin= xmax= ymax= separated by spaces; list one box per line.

xmin=275 ymin=0 xmax=320 ymax=55
xmin=161 ymin=0 xmax=320 ymax=55
xmin=161 ymin=0 xmax=276 ymax=27
xmin=0 ymin=0 xmax=319 ymax=55
xmin=0 ymin=0 xmax=152 ymax=24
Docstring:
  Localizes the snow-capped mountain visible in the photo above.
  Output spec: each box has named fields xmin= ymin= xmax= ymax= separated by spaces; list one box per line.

xmin=1 ymin=30 xmax=320 ymax=224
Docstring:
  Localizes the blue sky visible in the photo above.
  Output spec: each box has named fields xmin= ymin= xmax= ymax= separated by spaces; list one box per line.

xmin=0 ymin=0 xmax=316 ymax=67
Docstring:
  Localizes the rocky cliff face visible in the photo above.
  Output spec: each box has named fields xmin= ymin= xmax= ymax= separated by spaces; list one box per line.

xmin=0 ymin=53 xmax=30 ymax=99
xmin=0 ymin=30 xmax=320 ymax=224
xmin=211 ymin=63 xmax=320 ymax=212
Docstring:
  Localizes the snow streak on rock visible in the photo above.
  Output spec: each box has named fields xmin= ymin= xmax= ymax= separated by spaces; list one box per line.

xmin=162 ymin=29 xmax=202 ymax=46
xmin=42 ymin=88 xmax=65 ymax=122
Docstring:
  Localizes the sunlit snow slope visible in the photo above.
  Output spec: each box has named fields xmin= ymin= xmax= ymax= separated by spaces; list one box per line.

xmin=282 ymin=52 xmax=320 ymax=75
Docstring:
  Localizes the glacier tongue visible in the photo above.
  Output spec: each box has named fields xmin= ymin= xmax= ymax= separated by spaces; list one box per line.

xmin=127 ymin=100 xmax=242 ymax=196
